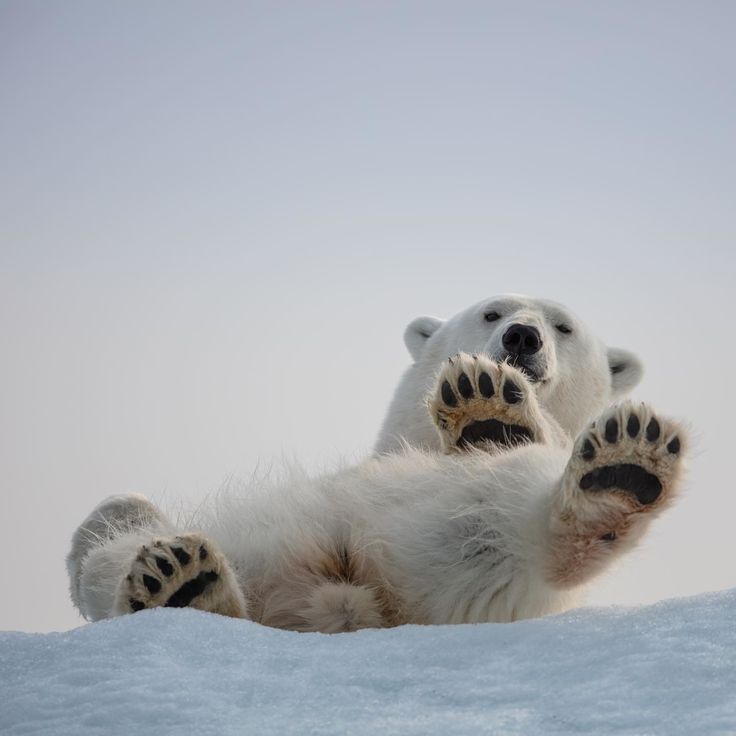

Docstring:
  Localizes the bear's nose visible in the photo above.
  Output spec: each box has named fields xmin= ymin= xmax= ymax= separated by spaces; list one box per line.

xmin=502 ymin=324 xmax=542 ymax=356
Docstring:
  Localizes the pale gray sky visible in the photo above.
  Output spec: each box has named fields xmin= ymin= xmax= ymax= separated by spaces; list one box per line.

xmin=1 ymin=1 xmax=735 ymax=632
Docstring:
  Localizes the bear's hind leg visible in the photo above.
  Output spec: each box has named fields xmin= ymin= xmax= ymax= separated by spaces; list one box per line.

xmin=298 ymin=581 xmax=386 ymax=633
xmin=546 ymin=401 xmax=686 ymax=588
xmin=69 ymin=494 xmax=247 ymax=621
xmin=68 ymin=494 xmax=172 ymax=619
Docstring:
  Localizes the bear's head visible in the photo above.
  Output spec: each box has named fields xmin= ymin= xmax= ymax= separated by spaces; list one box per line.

xmin=375 ymin=295 xmax=643 ymax=454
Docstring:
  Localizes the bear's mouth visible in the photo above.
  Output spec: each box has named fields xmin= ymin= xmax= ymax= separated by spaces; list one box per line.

xmin=483 ymin=351 xmax=548 ymax=384
xmin=507 ymin=357 xmax=547 ymax=384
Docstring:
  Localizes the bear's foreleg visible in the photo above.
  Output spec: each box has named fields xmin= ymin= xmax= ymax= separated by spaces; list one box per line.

xmin=545 ymin=401 xmax=686 ymax=588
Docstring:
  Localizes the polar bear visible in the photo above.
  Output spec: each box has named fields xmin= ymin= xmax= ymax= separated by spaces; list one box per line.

xmin=67 ymin=296 xmax=685 ymax=632
xmin=376 ymin=295 xmax=643 ymax=453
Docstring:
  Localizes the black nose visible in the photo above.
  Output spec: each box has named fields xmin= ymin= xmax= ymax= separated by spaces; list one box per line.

xmin=502 ymin=324 xmax=542 ymax=356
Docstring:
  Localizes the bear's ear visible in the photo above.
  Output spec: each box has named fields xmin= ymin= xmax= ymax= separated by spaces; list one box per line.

xmin=404 ymin=316 xmax=444 ymax=361
xmin=607 ymin=347 xmax=644 ymax=398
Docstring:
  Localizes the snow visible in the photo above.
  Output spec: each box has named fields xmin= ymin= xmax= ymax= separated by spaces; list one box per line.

xmin=2 ymin=590 xmax=735 ymax=735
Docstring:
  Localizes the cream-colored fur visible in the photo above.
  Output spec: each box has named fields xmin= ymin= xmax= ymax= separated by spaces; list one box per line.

xmin=67 ymin=356 xmax=686 ymax=632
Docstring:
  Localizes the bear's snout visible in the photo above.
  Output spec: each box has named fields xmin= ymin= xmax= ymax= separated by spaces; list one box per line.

xmin=502 ymin=324 xmax=542 ymax=357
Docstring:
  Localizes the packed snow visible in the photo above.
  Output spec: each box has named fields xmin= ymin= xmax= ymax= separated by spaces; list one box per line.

xmin=2 ymin=589 xmax=735 ymax=735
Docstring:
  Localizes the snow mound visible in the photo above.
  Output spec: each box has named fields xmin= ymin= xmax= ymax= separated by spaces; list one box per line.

xmin=2 ymin=590 xmax=735 ymax=735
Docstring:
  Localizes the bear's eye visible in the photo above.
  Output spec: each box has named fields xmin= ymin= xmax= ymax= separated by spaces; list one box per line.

xmin=556 ymin=324 xmax=573 ymax=334
xmin=484 ymin=311 xmax=501 ymax=322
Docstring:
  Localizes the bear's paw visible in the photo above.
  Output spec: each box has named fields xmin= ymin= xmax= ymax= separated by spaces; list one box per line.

xmin=428 ymin=353 xmax=549 ymax=453
xmin=115 ymin=533 xmax=247 ymax=618
xmin=570 ymin=402 xmax=685 ymax=509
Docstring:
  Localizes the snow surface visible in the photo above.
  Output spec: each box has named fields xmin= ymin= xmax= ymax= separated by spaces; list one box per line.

xmin=2 ymin=589 xmax=735 ymax=735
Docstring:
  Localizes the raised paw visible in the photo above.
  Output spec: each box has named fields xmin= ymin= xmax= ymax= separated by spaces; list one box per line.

xmin=428 ymin=352 xmax=552 ymax=453
xmin=571 ymin=402 xmax=685 ymax=507
xmin=548 ymin=402 xmax=687 ymax=588
xmin=116 ymin=533 xmax=248 ymax=619
xmin=546 ymin=402 xmax=687 ymax=587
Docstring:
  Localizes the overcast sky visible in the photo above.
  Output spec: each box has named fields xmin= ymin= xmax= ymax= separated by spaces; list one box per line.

xmin=1 ymin=1 xmax=735 ymax=632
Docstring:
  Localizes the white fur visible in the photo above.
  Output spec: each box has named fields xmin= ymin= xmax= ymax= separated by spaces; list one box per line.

xmin=69 ymin=447 xmax=576 ymax=625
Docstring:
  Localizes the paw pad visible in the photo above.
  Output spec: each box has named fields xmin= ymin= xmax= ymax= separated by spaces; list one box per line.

xmin=579 ymin=463 xmax=663 ymax=505
xmin=502 ymin=379 xmax=523 ymax=405
xmin=581 ymin=439 xmax=596 ymax=461
xmin=143 ymin=574 xmax=161 ymax=594
xmin=646 ymin=418 xmax=660 ymax=442
xmin=457 ymin=372 xmax=474 ymax=399
xmin=155 ymin=556 xmax=174 ymax=576
xmin=604 ymin=418 xmax=618 ymax=443
xmin=478 ymin=372 xmax=494 ymax=398
xmin=172 ymin=547 xmax=191 ymax=566
xmin=573 ymin=402 xmax=684 ymax=507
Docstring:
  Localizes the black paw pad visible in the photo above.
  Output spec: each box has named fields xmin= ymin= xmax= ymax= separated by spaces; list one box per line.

xmin=155 ymin=556 xmax=174 ymax=577
xmin=581 ymin=439 xmax=596 ymax=461
xmin=165 ymin=570 xmax=217 ymax=608
xmin=172 ymin=547 xmax=191 ymax=566
xmin=502 ymin=379 xmax=523 ymax=404
xmin=457 ymin=372 xmax=474 ymax=399
xmin=667 ymin=436 xmax=681 ymax=455
xmin=143 ymin=574 xmax=162 ymax=594
xmin=626 ymin=415 xmax=640 ymax=438
xmin=604 ymin=418 xmax=619 ymax=443
xmin=478 ymin=372 xmax=494 ymax=398
xmin=199 ymin=545 xmax=208 ymax=561
xmin=459 ymin=419 xmax=533 ymax=448
xmin=129 ymin=598 xmax=145 ymax=612
xmin=579 ymin=463 xmax=663 ymax=505
xmin=646 ymin=417 xmax=661 ymax=442
xmin=441 ymin=380 xmax=458 ymax=407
